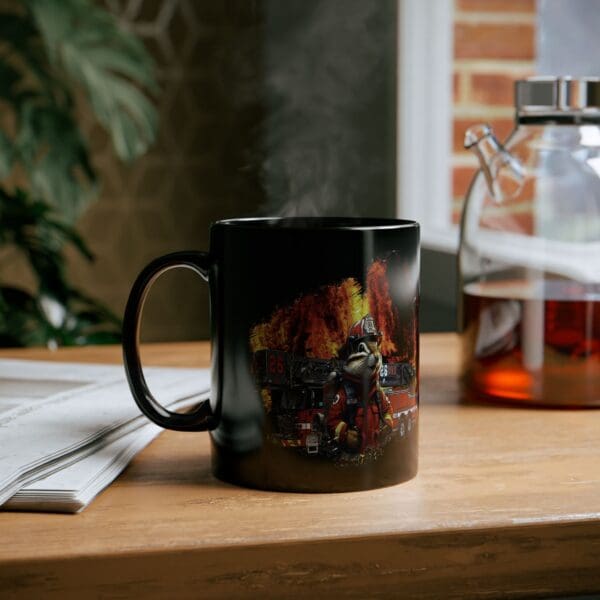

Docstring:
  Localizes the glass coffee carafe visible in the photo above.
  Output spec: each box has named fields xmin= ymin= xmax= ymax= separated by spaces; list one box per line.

xmin=460 ymin=77 xmax=600 ymax=406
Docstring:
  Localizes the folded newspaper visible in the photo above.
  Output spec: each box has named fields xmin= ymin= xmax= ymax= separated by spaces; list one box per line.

xmin=0 ymin=359 xmax=209 ymax=513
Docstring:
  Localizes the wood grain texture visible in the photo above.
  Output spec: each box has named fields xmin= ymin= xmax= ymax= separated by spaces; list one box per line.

xmin=1 ymin=334 xmax=600 ymax=599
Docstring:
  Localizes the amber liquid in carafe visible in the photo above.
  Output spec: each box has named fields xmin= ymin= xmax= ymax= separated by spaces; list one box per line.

xmin=462 ymin=280 xmax=600 ymax=406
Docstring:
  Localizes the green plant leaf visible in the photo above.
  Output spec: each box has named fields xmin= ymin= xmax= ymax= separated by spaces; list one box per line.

xmin=27 ymin=0 xmax=158 ymax=162
xmin=0 ymin=187 xmax=91 ymax=303
xmin=0 ymin=286 xmax=50 ymax=347
xmin=0 ymin=131 xmax=13 ymax=178
xmin=0 ymin=187 xmax=123 ymax=347
xmin=45 ymin=217 xmax=94 ymax=261
xmin=0 ymin=9 xmax=66 ymax=102
xmin=16 ymin=101 xmax=97 ymax=220
xmin=0 ymin=61 xmax=22 ymax=104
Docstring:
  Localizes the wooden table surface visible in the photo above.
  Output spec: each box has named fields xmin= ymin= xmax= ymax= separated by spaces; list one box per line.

xmin=1 ymin=334 xmax=600 ymax=599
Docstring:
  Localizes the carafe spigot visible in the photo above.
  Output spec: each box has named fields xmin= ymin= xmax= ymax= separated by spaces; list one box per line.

xmin=464 ymin=123 xmax=524 ymax=202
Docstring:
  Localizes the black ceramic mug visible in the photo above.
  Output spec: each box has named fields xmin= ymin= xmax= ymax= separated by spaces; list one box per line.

xmin=123 ymin=217 xmax=420 ymax=492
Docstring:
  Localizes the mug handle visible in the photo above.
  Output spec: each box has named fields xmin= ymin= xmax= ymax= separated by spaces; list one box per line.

xmin=122 ymin=251 xmax=218 ymax=432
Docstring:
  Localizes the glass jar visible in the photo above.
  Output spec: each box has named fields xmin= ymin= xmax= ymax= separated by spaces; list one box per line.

xmin=459 ymin=77 xmax=600 ymax=406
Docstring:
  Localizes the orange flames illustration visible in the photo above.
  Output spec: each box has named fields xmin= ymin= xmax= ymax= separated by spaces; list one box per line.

xmin=367 ymin=260 xmax=399 ymax=355
xmin=250 ymin=259 xmax=404 ymax=359
xmin=250 ymin=278 xmax=367 ymax=358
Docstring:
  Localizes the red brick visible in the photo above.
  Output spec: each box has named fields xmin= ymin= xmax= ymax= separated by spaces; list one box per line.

xmin=471 ymin=73 xmax=517 ymax=106
xmin=454 ymin=73 xmax=461 ymax=103
xmin=453 ymin=118 xmax=515 ymax=154
xmin=453 ymin=166 xmax=478 ymax=198
xmin=457 ymin=0 xmax=535 ymax=13
xmin=454 ymin=23 xmax=535 ymax=60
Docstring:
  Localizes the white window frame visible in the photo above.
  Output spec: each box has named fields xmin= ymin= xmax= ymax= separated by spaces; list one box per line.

xmin=397 ymin=0 xmax=458 ymax=253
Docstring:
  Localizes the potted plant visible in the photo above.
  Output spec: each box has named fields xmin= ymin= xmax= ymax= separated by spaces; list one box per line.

xmin=0 ymin=0 xmax=157 ymax=346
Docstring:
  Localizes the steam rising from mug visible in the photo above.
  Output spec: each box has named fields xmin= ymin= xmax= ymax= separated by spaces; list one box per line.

xmin=260 ymin=0 xmax=395 ymax=217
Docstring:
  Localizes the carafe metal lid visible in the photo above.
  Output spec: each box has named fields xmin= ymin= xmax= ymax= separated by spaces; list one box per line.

xmin=515 ymin=76 xmax=600 ymax=123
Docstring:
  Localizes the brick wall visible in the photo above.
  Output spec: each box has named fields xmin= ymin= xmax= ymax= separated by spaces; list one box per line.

xmin=452 ymin=0 xmax=536 ymax=224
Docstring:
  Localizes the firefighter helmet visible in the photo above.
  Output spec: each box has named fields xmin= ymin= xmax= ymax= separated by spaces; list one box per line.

xmin=347 ymin=315 xmax=381 ymax=344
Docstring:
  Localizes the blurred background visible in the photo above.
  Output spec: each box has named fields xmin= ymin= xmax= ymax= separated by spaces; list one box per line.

xmin=0 ymin=0 xmax=588 ymax=345
xmin=89 ymin=0 xmax=398 ymax=343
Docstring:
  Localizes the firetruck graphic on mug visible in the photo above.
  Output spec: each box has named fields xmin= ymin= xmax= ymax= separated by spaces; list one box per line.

xmin=250 ymin=258 xmax=418 ymax=464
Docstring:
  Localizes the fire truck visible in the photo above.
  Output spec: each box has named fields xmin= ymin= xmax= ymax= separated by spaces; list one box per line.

xmin=253 ymin=349 xmax=417 ymax=456
xmin=380 ymin=361 xmax=418 ymax=437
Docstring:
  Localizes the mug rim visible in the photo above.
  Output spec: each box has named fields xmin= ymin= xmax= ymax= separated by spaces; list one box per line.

xmin=213 ymin=217 xmax=419 ymax=231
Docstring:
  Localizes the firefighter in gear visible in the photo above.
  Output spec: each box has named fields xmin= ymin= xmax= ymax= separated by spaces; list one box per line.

xmin=327 ymin=315 xmax=394 ymax=453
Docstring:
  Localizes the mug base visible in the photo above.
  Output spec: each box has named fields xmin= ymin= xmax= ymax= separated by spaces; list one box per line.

xmin=210 ymin=427 xmax=418 ymax=493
